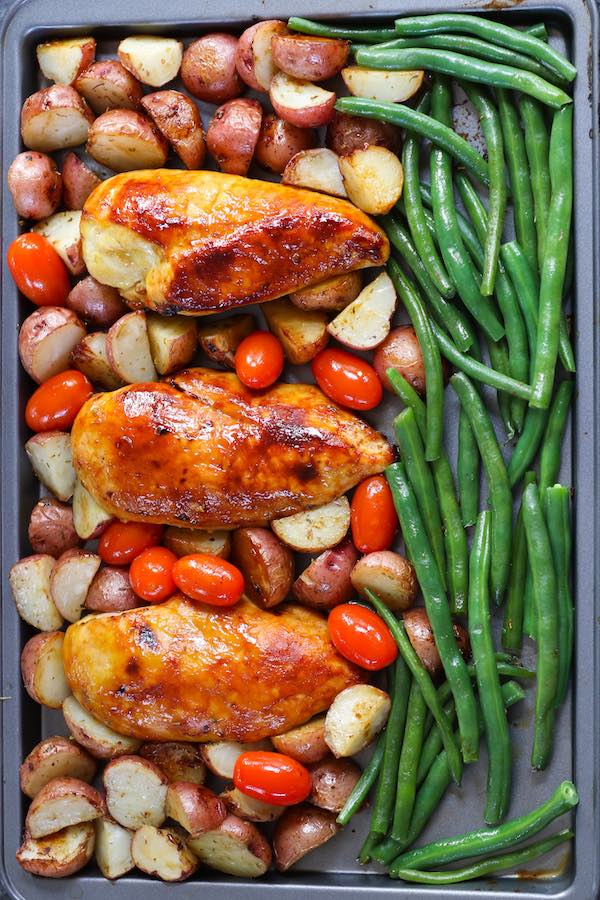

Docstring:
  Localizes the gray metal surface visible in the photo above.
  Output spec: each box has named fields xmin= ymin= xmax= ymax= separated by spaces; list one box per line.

xmin=1 ymin=1 xmax=599 ymax=898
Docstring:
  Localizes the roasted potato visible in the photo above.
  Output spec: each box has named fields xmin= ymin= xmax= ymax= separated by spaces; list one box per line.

xmin=262 ymin=298 xmax=328 ymax=365
xmin=106 ymin=310 xmax=158 ymax=382
xmin=139 ymin=742 xmax=207 ymax=785
xmin=87 ymin=109 xmax=168 ymax=172
xmin=95 ymin=816 xmax=134 ymax=879
xmin=273 ymin=804 xmax=339 ymax=871
xmin=25 ymin=431 xmax=76 ymax=502
xmin=197 ymin=314 xmax=255 ymax=368
xmin=71 ymin=332 xmax=125 ymax=390
xmin=220 ymin=787 xmax=283 ymax=823
xmin=339 ymin=145 xmax=404 ymax=215
xmin=118 ymin=35 xmax=183 ymax=87
xmin=26 ymin=776 xmax=104 ymax=838
xmin=342 ymin=66 xmax=424 ymax=102
xmin=272 ymin=497 xmax=351 ymax=554
xmin=351 ymin=550 xmax=418 ymax=612
xmin=63 ymin=696 xmax=141 ymax=759
xmin=132 ymin=825 xmax=198 ymax=882
xmin=181 ymin=33 xmax=243 ymax=103
xmin=49 ymin=547 xmax=101 ymax=622
xmin=328 ymin=272 xmax=396 ymax=351
xmin=292 ymin=539 xmax=358 ymax=610
xmin=373 ymin=325 xmax=450 ymax=394
xmin=72 ymin=478 xmax=113 ymax=540
xmin=28 ymin=497 xmax=80 ymax=558
xmin=85 ymin=565 xmax=140 ymax=613
xmin=61 ymin=153 xmax=101 ymax=211
xmin=21 ymin=631 xmax=70 ymax=708
xmin=308 ymin=757 xmax=361 ymax=813
xmin=206 ymin=98 xmax=263 ymax=176
xmin=270 ymin=72 xmax=336 ymax=129
xmin=282 ymin=148 xmax=347 ymax=198
xmin=16 ymin=821 xmax=95 ymax=878
xmin=324 ymin=684 xmax=391 ymax=757
xmin=231 ymin=527 xmax=293 ymax=608
xmin=166 ymin=783 xmax=227 ymax=837
xmin=290 ymin=271 xmax=362 ymax=313
xmin=36 ymin=37 xmax=96 ymax=85
xmin=67 ymin=276 xmax=127 ymax=328
xmin=403 ymin=607 xmax=470 ymax=679
xmin=326 ymin=110 xmax=401 ymax=157
xmin=254 ymin=113 xmax=317 ymax=174
xmin=20 ymin=736 xmax=97 ymax=800
xmin=235 ymin=20 xmax=288 ymax=92
xmin=163 ymin=526 xmax=231 ymax=560
xmin=187 ymin=814 xmax=272 ymax=878
xmin=147 ymin=313 xmax=197 ymax=376
xmin=141 ymin=90 xmax=205 ymax=169
xmin=200 ymin=740 xmax=271 ymax=780
xmin=19 ymin=306 xmax=86 ymax=385
xmin=74 ymin=60 xmax=143 ymax=114
xmin=9 ymin=554 xmax=62 ymax=631
xmin=271 ymin=715 xmax=328 ymax=765
xmin=8 ymin=151 xmax=62 ymax=220
xmin=272 ymin=34 xmax=349 ymax=81
xmin=21 ymin=85 xmax=94 ymax=152
xmin=103 ymin=755 xmax=168 ymax=829
xmin=33 ymin=210 xmax=85 ymax=275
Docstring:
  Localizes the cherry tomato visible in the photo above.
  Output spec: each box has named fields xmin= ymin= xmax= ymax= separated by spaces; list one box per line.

xmin=233 ymin=751 xmax=312 ymax=806
xmin=7 ymin=233 xmax=70 ymax=306
xmin=99 ymin=522 xmax=164 ymax=566
xmin=351 ymin=476 xmax=398 ymax=553
xmin=129 ymin=546 xmax=177 ymax=603
xmin=235 ymin=331 xmax=284 ymax=389
xmin=328 ymin=603 xmax=397 ymax=671
xmin=312 ymin=348 xmax=382 ymax=411
xmin=172 ymin=553 xmax=244 ymax=607
xmin=25 ymin=370 xmax=93 ymax=433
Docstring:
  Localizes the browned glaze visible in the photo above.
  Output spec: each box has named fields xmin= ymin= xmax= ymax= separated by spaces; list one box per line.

xmin=62 ymin=596 xmax=364 ymax=742
xmin=71 ymin=369 xmax=394 ymax=529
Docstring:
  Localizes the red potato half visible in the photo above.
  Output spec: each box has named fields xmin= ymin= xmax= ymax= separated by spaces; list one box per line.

xmin=403 ymin=607 xmax=469 ymax=679
xmin=187 ymin=814 xmax=271 ymax=878
xmin=270 ymin=72 xmax=336 ymax=129
xmin=36 ymin=37 xmax=96 ymax=86
xmin=85 ymin=566 xmax=141 ymax=613
xmin=197 ymin=314 xmax=255 ymax=369
xmin=132 ymin=825 xmax=198 ymax=882
xmin=272 ymin=497 xmax=351 ymax=554
xmin=324 ymin=685 xmax=391 ymax=757
xmin=8 ymin=151 xmax=62 ymax=220
xmin=118 ymin=36 xmax=183 ymax=88
xmin=20 ymin=736 xmax=97 ymax=800
xmin=206 ymin=99 xmax=263 ymax=176
xmin=290 ymin=271 xmax=363 ymax=313
xmin=103 ymin=755 xmax=168 ymax=829
xmin=327 ymin=272 xmax=397 ymax=351
xmin=25 ymin=431 xmax=76 ymax=502
xmin=339 ymin=145 xmax=404 ymax=215
xmin=231 ymin=527 xmax=293 ymax=609
xmin=181 ymin=33 xmax=243 ymax=103
xmin=273 ymin=804 xmax=339 ymax=871
xmin=28 ymin=497 xmax=80 ymax=558
xmin=342 ymin=66 xmax=424 ymax=103
xmin=61 ymin=153 xmax=101 ymax=211
xmin=351 ymin=549 xmax=418 ymax=612
xmin=163 ymin=526 xmax=231 ymax=560
xmin=49 ymin=547 xmax=101 ymax=623
xmin=141 ymin=90 xmax=205 ymax=170
xmin=272 ymin=34 xmax=349 ymax=82
xmin=72 ymin=478 xmax=113 ymax=541
xmin=147 ymin=313 xmax=197 ymax=376
xmin=63 ymin=696 xmax=141 ymax=759
xmin=21 ymin=85 xmax=94 ymax=153
xmin=271 ymin=715 xmax=329 ymax=765
xmin=326 ymin=110 xmax=401 ymax=157
xmin=254 ymin=113 xmax=317 ymax=174
xmin=16 ymin=821 xmax=95 ymax=878
xmin=292 ymin=539 xmax=358 ymax=611
xmin=374 ymin=325 xmax=446 ymax=395
xmin=308 ymin=757 xmax=362 ymax=813
xmin=220 ymin=787 xmax=284 ymax=823
xmin=200 ymin=740 xmax=272 ymax=780
xmin=282 ymin=148 xmax=347 ymax=198
xmin=67 ymin=276 xmax=127 ymax=328
xmin=166 ymin=783 xmax=227 ymax=837
xmin=71 ymin=332 xmax=126 ymax=390
xmin=95 ymin=816 xmax=134 ymax=880
xmin=235 ymin=20 xmax=289 ymax=92
xmin=26 ymin=777 xmax=104 ymax=838
xmin=106 ymin=310 xmax=158 ymax=382
xmin=33 ymin=210 xmax=85 ymax=276
xmin=74 ymin=60 xmax=143 ymax=114
xmin=139 ymin=742 xmax=207 ymax=785
xmin=21 ymin=631 xmax=70 ymax=708
xmin=86 ymin=109 xmax=168 ymax=173
xmin=19 ymin=306 xmax=86 ymax=385
xmin=9 ymin=555 xmax=62 ymax=632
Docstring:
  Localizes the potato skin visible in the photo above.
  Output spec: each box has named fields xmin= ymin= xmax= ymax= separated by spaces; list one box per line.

xmin=8 ymin=151 xmax=62 ymax=220
xmin=20 ymin=736 xmax=97 ymax=799
xmin=308 ymin=757 xmax=361 ymax=813
xmin=271 ymin=716 xmax=328 ymax=765
xmin=141 ymin=90 xmax=205 ymax=170
xmin=21 ymin=85 xmax=94 ymax=152
xmin=255 ymin=113 xmax=317 ymax=174
xmin=351 ymin=550 xmax=418 ymax=613
xmin=373 ymin=325 xmax=426 ymax=394
xmin=290 ymin=271 xmax=362 ymax=313
xmin=67 ymin=276 xmax=128 ymax=328
xmin=197 ymin=314 xmax=255 ymax=369
xmin=235 ymin=20 xmax=288 ymax=92
xmin=181 ymin=34 xmax=243 ymax=103
xmin=206 ymin=99 xmax=263 ymax=176
xmin=61 ymin=152 xmax=100 ymax=210
xmin=403 ymin=607 xmax=470 ymax=679
xmin=86 ymin=109 xmax=168 ymax=172
xmin=326 ymin=111 xmax=401 ymax=157
xmin=85 ymin=566 xmax=141 ymax=613
xmin=273 ymin=803 xmax=339 ymax=871
xmin=292 ymin=539 xmax=358 ymax=611
xmin=16 ymin=822 xmax=95 ymax=877
xmin=18 ymin=305 xmax=86 ymax=384
xmin=28 ymin=497 xmax=80 ymax=558
xmin=272 ymin=35 xmax=349 ymax=82
xmin=74 ymin=59 xmax=143 ymax=114
xmin=21 ymin=631 xmax=68 ymax=707
xmin=232 ymin=527 xmax=294 ymax=608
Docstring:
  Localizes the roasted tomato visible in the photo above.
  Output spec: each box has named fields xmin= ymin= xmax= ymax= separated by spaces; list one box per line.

xmin=328 ymin=603 xmax=397 ymax=670
xmin=8 ymin=233 xmax=70 ymax=306
xmin=172 ymin=553 xmax=245 ymax=606
xmin=99 ymin=522 xmax=165 ymax=566
xmin=25 ymin=370 xmax=92 ymax=432
xmin=312 ymin=348 xmax=382 ymax=410
xmin=234 ymin=750 xmax=312 ymax=805
xmin=351 ymin=475 xmax=398 ymax=553
xmin=130 ymin=546 xmax=177 ymax=603
xmin=235 ymin=331 xmax=285 ymax=389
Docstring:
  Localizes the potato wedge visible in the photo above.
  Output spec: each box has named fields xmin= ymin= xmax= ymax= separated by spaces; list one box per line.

xmin=272 ymin=34 xmax=349 ymax=82
xmin=262 ymin=298 xmax=328 ymax=365
xmin=28 ymin=498 xmax=80 ymax=558
xmin=327 ymin=111 xmax=401 ymax=157
xmin=403 ymin=607 xmax=469 ymax=679
xmin=290 ymin=271 xmax=362 ymax=313
xmin=85 ymin=566 xmax=140 ymax=613
xmin=9 ymin=554 xmax=62 ymax=631
xmin=308 ymin=757 xmax=361 ymax=813
xmin=72 ymin=478 xmax=113 ymax=540
xmin=25 ymin=431 xmax=76 ymax=502
xmin=206 ymin=98 xmax=262 ymax=176
xmin=21 ymin=85 xmax=94 ymax=152
xmin=271 ymin=715 xmax=328 ymax=765
xmin=8 ymin=151 xmax=62 ymax=220
xmin=104 ymin=755 xmax=168 ymax=829
xmin=282 ymin=148 xmax=347 ymax=198
xmin=292 ymin=539 xmax=358 ymax=610
xmin=342 ymin=66 xmax=424 ymax=103
xmin=19 ymin=306 xmax=86 ymax=385
xmin=272 ymin=497 xmax=351 ymax=554
xmin=328 ymin=272 xmax=396 ymax=351
xmin=231 ymin=527 xmax=293 ymax=609
xmin=166 ymin=783 xmax=227 ymax=837
xmin=75 ymin=60 xmax=143 ymax=114
xmin=139 ymin=742 xmax=206 ymax=785
xmin=163 ymin=526 xmax=231 ymax=560
xmin=61 ymin=152 xmax=101 ymax=210
xmin=132 ymin=825 xmax=198 ymax=882
xmin=351 ymin=550 xmax=418 ymax=612
xmin=67 ymin=276 xmax=127 ymax=328
xmin=200 ymin=740 xmax=271 ymax=780
xmin=63 ymin=696 xmax=141 ymax=759
xmin=49 ymin=548 xmax=101 ymax=622
xmin=270 ymin=72 xmax=335 ymax=129
xmin=118 ymin=36 xmax=183 ymax=87
xmin=36 ymin=37 xmax=96 ymax=85
xmin=236 ymin=20 xmax=288 ymax=92
xmin=339 ymin=145 xmax=404 ymax=216
xmin=255 ymin=113 xmax=317 ymax=174
xmin=373 ymin=325 xmax=433 ymax=395
xmin=71 ymin=332 xmax=125 ymax=390
xmin=95 ymin=816 xmax=134 ymax=879
xmin=106 ymin=310 xmax=157 ymax=382
xmin=26 ymin=777 xmax=103 ymax=838
xmin=324 ymin=685 xmax=390 ymax=757
xmin=273 ymin=804 xmax=338 ymax=871
xmin=20 ymin=736 xmax=97 ymax=800
xmin=33 ymin=210 xmax=85 ymax=276
xmin=197 ymin=314 xmax=255 ymax=369
xmin=187 ymin=814 xmax=271 ymax=878
xmin=87 ymin=109 xmax=168 ymax=172
xmin=16 ymin=821 xmax=95 ymax=878
xmin=181 ymin=34 xmax=243 ymax=103
xmin=141 ymin=90 xmax=205 ymax=169
xmin=220 ymin=787 xmax=284 ymax=823
xmin=147 ymin=313 xmax=197 ymax=376
xmin=21 ymin=631 xmax=70 ymax=707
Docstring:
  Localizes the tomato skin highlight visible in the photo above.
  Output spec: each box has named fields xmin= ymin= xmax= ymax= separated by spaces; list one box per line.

xmin=25 ymin=370 xmax=92 ymax=432
xmin=312 ymin=348 xmax=383 ymax=411
xmin=172 ymin=553 xmax=245 ymax=607
xmin=99 ymin=522 xmax=164 ymax=566
xmin=8 ymin=233 xmax=70 ymax=306
xmin=233 ymin=751 xmax=312 ymax=806
xmin=235 ymin=331 xmax=284 ymax=389
xmin=328 ymin=603 xmax=398 ymax=670
xmin=351 ymin=476 xmax=398 ymax=553
xmin=130 ymin=546 xmax=177 ymax=603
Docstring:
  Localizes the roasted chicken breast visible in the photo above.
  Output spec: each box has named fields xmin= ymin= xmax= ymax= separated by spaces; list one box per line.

xmin=62 ymin=596 xmax=363 ymax=742
xmin=71 ymin=368 xmax=394 ymax=529
xmin=80 ymin=169 xmax=389 ymax=313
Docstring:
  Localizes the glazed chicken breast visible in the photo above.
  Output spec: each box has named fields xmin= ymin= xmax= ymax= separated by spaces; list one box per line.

xmin=71 ymin=368 xmax=394 ymax=529
xmin=62 ymin=596 xmax=363 ymax=742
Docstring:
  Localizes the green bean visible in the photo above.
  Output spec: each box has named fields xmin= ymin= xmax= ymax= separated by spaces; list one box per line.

xmin=559 ymin=316 xmax=576 ymax=373
xmin=392 ymin=14 xmax=577 ymax=83
xmin=337 ymin=729 xmax=386 ymax=826
xmin=531 ymin=105 xmax=574 ymax=409
xmin=507 ymin=407 xmax=550 ymax=488
xmin=539 ymin=381 xmax=574 ymax=492
xmin=419 ymin=182 xmax=483 ymax=260
xmin=502 ymin=472 xmax=536 ymax=653
xmin=417 ymin=695 xmax=457 ymax=788
xmin=458 ymin=411 xmax=479 ymax=528
xmin=287 ymin=17 xmax=396 ymax=42
xmin=335 ymin=96 xmax=492 ymax=187
xmin=522 ymin=483 xmax=559 ymax=769
xmin=392 ymin=681 xmax=428 ymax=842
xmin=545 ymin=486 xmax=573 ymax=708
xmin=386 ymin=369 xmax=468 ymax=615
xmin=527 ymin=23 xmax=548 ymax=41
xmin=392 ymin=829 xmax=573 ymax=884
xmin=384 ymin=465 xmax=480 ymax=763
xmin=488 ymin=340 xmax=517 ymax=440
xmin=355 ymin=47 xmax=571 ymax=109
xmin=387 ymin=258 xmax=445 ymax=461
xmin=520 ymin=96 xmax=551 ymax=271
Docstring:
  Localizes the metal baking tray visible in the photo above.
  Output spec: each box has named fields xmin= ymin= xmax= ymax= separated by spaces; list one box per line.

xmin=1 ymin=0 xmax=599 ymax=897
